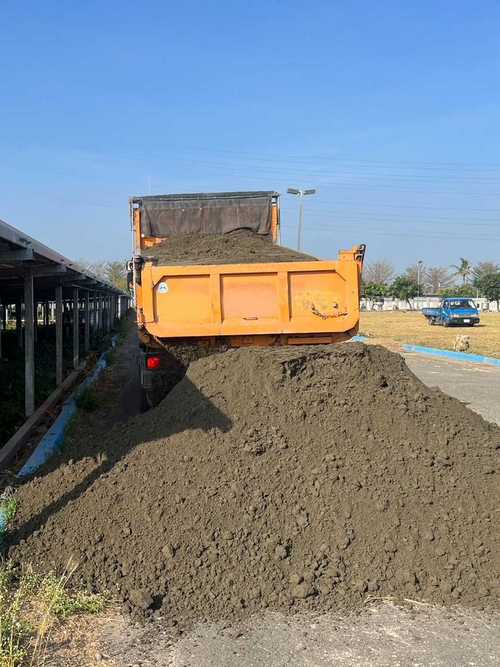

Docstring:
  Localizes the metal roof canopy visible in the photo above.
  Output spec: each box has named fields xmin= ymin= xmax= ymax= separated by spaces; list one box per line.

xmin=0 ymin=218 xmax=126 ymax=301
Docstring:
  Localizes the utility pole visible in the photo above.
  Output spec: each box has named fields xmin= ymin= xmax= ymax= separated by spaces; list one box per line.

xmin=287 ymin=188 xmax=317 ymax=251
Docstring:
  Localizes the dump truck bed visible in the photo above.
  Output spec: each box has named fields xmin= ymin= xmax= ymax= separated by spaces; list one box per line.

xmin=131 ymin=191 xmax=364 ymax=347
xmin=136 ymin=250 xmax=363 ymax=345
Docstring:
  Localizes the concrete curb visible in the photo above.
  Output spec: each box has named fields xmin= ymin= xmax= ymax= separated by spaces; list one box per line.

xmin=402 ymin=344 xmax=500 ymax=367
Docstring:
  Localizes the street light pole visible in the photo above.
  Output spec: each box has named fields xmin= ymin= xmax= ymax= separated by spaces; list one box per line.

xmin=287 ymin=188 xmax=317 ymax=251
xmin=417 ymin=260 xmax=423 ymax=298
xmin=297 ymin=194 xmax=305 ymax=251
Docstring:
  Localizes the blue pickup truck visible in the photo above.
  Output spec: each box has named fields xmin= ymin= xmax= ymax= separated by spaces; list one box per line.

xmin=422 ymin=298 xmax=480 ymax=327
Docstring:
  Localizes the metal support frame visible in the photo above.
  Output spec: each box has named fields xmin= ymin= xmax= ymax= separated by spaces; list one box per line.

xmin=0 ymin=247 xmax=34 ymax=262
xmin=24 ymin=270 xmax=35 ymax=417
xmin=84 ymin=292 xmax=90 ymax=353
xmin=106 ymin=296 xmax=111 ymax=333
xmin=55 ymin=285 xmax=63 ymax=386
xmin=90 ymin=294 xmax=95 ymax=336
xmin=98 ymin=295 xmax=101 ymax=332
xmin=16 ymin=299 xmax=22 ymax=349
xmin=73 ymin=286 xmax=79 ymax=370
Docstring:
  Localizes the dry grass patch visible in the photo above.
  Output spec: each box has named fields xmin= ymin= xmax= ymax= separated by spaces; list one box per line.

xmin=0 ymin=561 xmax=105 ymax=666
xmin=360 ymin=312 xmax=500 ymax=358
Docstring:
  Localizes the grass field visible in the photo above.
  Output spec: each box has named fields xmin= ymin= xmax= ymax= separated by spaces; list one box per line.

xmin=359 ymin=311 xmax=500 ymax=358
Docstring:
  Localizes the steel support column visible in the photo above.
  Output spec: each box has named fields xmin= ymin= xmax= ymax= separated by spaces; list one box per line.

xmin=73 ymin=287 xmax=79 ymax=369
xmin=56 ymin=285 xmax=63 ymax=385
xmin=16 ymin=300 xmax=23 ymax=349
xmin=84 ymin=292 xmax=90 ymax=353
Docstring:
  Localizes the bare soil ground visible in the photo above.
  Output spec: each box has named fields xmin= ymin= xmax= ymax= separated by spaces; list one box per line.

xmin=360 ymin=311 xmax=500 ymax=358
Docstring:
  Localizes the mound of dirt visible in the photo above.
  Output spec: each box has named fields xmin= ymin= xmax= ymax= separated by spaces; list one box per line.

xmin=8 ymin=344 xmax=500 ymax=630
xmin=141 ymin=229 xmax=317 ymax=264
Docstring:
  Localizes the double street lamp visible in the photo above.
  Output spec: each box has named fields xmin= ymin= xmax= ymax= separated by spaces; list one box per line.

xmin=287 ymin=188 xmax=317 ymax=251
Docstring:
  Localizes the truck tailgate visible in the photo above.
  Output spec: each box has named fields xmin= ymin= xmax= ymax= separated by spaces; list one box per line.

xmin=138 ymin=259 xmax=361 ymax=339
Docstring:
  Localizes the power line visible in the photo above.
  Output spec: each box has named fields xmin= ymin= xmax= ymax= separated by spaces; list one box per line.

xmin=173 ymin=145 xmax=500 ymax=171
xmin=279 ymin=208 xmax=500 ymax=227
xmin=280 ymin=222 xmax=500 ymax=242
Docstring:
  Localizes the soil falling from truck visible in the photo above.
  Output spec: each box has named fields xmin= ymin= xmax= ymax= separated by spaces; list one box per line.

xmin=8 ymin=343 xmax=499 ymax=630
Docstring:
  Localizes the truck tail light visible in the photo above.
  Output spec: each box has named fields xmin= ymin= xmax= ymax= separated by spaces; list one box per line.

xmin=146 ymin=356 xmax=161 ymax=370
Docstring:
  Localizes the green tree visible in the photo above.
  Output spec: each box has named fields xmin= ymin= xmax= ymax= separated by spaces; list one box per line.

xmin=362 ymin=282 xmax=388 ymax=308
xmin=451 ymin=257 xmax=473 ymax=285
xmin=474 ymin=271 xmax=500 ymax=309
xmin=104 ymin=261 xmax=128 ymax=291
xmin=438 ymin=284 xmax=474 ymax=297
xmin=76 ymin=259 xmax=128 ymax=291
xmin=362 ymin=282 xmax=389 ymax=298
xmin=390 ymin=276 xmax=419 ymax=309
xmin=472 ymin=261 xmax=500 ymax=282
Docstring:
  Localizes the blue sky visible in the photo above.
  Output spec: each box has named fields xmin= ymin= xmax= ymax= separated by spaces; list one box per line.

xmin=1 ymin=0 xmax=499 ymax=272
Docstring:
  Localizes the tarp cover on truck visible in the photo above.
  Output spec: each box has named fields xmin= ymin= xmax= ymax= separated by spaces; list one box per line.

xmin=135 ymin=191 xmax=276 ymax=237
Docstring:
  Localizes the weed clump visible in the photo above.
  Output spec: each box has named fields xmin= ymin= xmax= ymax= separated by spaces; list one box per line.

xmin=0 ymin=562 xmax=105 ymax=666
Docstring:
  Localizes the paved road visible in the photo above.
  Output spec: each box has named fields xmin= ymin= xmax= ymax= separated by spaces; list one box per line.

xmin=404 ymin=352 xmax=500 ymax=425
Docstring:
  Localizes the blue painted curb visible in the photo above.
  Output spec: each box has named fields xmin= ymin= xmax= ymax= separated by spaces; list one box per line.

xmin=17 ymin=335 xmax=118 ymax=479
xmin=402 ymin=343 xmax=500 ymax=367
xmin=351 ymin=335 xmax=368 ymax=342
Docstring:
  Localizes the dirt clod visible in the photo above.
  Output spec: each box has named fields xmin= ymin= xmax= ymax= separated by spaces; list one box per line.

xmin=8 ymin=343 xmax=500 ymax=630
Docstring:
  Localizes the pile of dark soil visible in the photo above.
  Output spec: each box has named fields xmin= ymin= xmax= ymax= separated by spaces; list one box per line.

xmin=141 ymin=229 xmax=317 ymax=265
xmin=8 ymin=344 xmax=499 ymax=630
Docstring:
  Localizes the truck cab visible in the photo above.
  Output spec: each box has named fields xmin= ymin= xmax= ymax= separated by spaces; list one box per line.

xmin=422 ymin=298 xmax=480 ymax=327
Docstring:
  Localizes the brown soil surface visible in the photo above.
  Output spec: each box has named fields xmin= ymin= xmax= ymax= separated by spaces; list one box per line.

xmin=141 ymin=229 xmax=317 ymax=264
xmin=8 ymin=344 xmax=500 ymax=632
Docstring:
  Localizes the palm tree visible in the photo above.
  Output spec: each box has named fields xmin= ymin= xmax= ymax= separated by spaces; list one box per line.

xmin=451 ymin=258 xmax=472 ymax=285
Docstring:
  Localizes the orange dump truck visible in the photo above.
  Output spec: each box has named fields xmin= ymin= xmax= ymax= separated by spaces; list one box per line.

xmin=129 ymin=191 xmax=365 ymax=404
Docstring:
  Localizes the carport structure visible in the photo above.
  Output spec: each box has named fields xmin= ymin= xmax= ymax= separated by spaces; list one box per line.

xmin=0 ymin=217 xmax=129 ymax=418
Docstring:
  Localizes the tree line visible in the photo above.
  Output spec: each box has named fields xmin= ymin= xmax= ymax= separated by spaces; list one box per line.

xmin=77 ymin=260 xmax=128 ymax=292
xmin=362 ymin=258 xmax=500 ymax=307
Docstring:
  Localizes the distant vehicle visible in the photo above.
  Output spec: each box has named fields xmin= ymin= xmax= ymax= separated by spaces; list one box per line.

xmin=422 ymin=298 xmax=480 ymax=327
